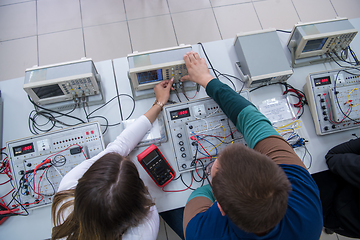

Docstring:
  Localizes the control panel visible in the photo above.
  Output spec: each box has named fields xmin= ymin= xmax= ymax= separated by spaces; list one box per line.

xmin=304 ymin=68 xmax=360 ymax=135
xmin=7 ymin=122 xmax=105 ymax=210
xmin=128 ymin=45 xmax=191 ymax=91
xmin=163 ymin=92 xmax=250 ymax=173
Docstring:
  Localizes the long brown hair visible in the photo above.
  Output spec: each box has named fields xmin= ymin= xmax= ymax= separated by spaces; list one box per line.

xmin=51 ymin=153 xmax=154 ymax=240
xmin=212 ymin=143 xmax=292 ymax=233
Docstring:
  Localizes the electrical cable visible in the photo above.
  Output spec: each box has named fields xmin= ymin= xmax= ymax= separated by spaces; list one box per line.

xmin=332 ymin=68 xmax=360 ymax=124
xmin=161 ymin=172 xmax=194 ymax=192
xmin=198 ymin=42 xmax=219 ymax=79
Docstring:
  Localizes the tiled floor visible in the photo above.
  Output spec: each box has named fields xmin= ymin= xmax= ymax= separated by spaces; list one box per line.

xmin=1 ymin=0 xmax=360 ymax=239
xmin=1 ymin=0 xmax=360 ymax=81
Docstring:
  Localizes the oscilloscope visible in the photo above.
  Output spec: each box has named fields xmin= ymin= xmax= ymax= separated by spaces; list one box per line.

xmin=287 ymin=18 xmax=357 ymax=64
xmin=23 ymin=58 xmax=102 ymax=107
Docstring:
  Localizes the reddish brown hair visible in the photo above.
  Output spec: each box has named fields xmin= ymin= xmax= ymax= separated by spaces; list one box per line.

xmin=51 ymin=153 xmax=154 ymax=240
xmin=212 ymin=143 xmax=292 ymax=233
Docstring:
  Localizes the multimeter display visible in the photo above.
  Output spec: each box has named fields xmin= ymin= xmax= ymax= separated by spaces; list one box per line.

xmin=142 ymin=150 xmax=158 ymax=165
xmin=137 ymin=145 xmax=175 ymax=187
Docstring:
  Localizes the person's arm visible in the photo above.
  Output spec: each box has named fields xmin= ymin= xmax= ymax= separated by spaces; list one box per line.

xmin=58 ymin=79 xmax=173 ymax=192
xmin=325 ymin=138 xmax=360 ymax=187
xmin=182 ymin=51 xmax=277 ymax=149
xmin=183 ymin=185 xmax=214 ymax=236
xmin=182 ymin=52 xmax=304 ymax=167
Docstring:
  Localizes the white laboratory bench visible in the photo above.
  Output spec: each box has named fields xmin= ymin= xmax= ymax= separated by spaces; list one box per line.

xmin=1 ymin=18 xmax=360 ymax=240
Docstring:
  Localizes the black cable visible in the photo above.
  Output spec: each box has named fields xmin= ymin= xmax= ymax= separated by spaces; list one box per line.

xmin=198 ymin=42 xmax=219 ymax=79
xmin=349 ymin=46 xmax=360 ymax=65
xmin=333 ymin=68 xmax=360 ymax=123
xmin=250 ymin=82 xmax=307 ymax=119
xmin=276 ymin=29 xmax=292 ymax=34
xmin=85 ymin=93 xmax=135 ymax=134
xmin=302 ymin=146 xmax=312 ymax=169
xmin=180 ymin=174 xmax=196 ymax=191
xmin=28 ymin=96 xmax=85 ymax=124
xmin=181 ymin=86 xmax=190 ymax=101
xmin=212 ymin=69 xmax=236 ymax=91
xmin=174 ymin=88 xmax=182 ymax=102
xmin=44 ymin=168 xmax=56 ymax=196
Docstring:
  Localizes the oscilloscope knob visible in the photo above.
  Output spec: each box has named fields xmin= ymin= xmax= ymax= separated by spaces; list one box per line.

xmin=324 ymin=126 xmax=329 ymax=131
xmin=332 ymin=125 xmax=336 ymax=129
xmin=324 ymin=117 xmax=328 ymax=121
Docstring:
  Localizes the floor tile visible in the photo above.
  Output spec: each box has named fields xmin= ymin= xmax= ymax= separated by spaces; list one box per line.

xmin=164 ymin=220 xmax=182 ymax=240
xmin=0 ymin=0 xmax=33 ymax=6
xmin=292 ymin=0 xmax=337 ymax=23
xmin=37 ymin=0 xmax=82 ymax=34
xmin=168 ymin=0 xmax=211 ymax=13
xmin=210 ymin=0 xmax=251 ymax=7
xmin=320 ymin=230 xmax=360 ymax=240
xmin=0 ymin=36 xmax=37 ymax=81
xmin=253 ymin=0 xmax=300 ymax=30
xmin=38 ymin=29 xmax=85 ymax=66
xmin=84 ymin=22 xmax=131 ymax=62
xmin=172 ymin=8 xmax=222 ymax=45
xmin=124 ymin=0 xmax=169 ymax=20
xmin=331 ymin=0 xmax=360 ymax=19
xmin=128 ymin=15 xmax=177 ymax=53
xmin=214 ymin=3 xmax=262 ymax=39
xmin=157 ymin=217 xmax=168 ymax=240
xmin=80 ymin=0 xmax=126 ymax=27
xmin=0 ymin=1 xmax=36 ymax=41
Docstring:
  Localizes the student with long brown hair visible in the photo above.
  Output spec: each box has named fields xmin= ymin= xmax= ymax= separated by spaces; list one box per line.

xmin=51 ymin=79 xmax=173 ymax=240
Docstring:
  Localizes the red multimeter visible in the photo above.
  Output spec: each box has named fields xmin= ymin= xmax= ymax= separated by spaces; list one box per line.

xmin=137 ymin=144 xmax=175 ymax=187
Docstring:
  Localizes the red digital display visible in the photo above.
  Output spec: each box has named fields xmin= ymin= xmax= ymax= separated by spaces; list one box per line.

xmin=170 ymin=108 xmax=191 ymax=120
xmin=13 ymin=143 xmax=35 ymax=156
xmin=179 ymin=110 xmax=188 ymax=116
xmin=314 ymin=76 xmax=331 ymax=86
xmin=22 ymin=145 xmax=33 ymax=151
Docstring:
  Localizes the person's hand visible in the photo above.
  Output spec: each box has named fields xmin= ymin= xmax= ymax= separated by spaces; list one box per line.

xmin=154 ymin=78 xmax=174 ymax=104
xmin=181 ymin=51 xmax=214 ymax=88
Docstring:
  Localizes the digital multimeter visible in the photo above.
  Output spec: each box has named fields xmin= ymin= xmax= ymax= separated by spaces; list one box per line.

xmin=137 ymin=144 xmax=175 ymax=187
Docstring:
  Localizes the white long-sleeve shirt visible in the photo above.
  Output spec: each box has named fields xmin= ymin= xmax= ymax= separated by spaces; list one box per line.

xmin=57 ymin=115 xmax=159 ymax=240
